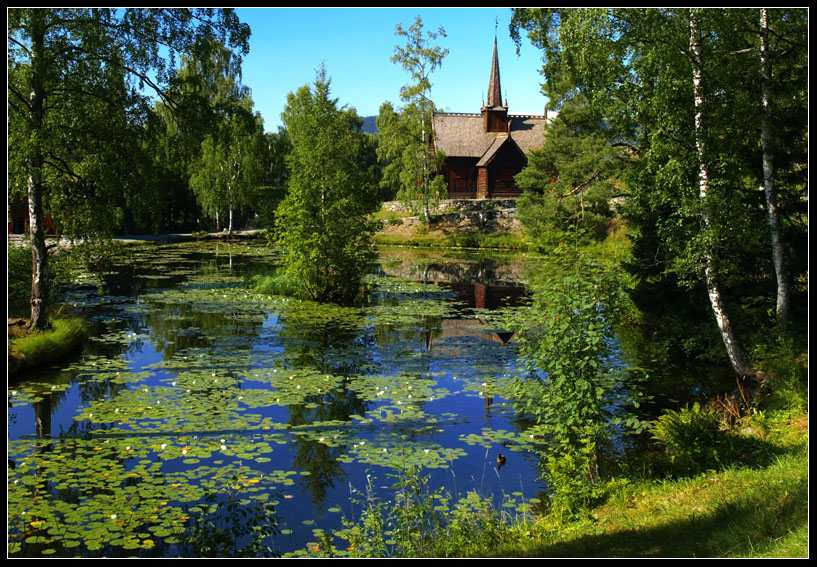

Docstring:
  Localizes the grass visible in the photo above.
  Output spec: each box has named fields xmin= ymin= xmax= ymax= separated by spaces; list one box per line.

xmin=502 ymin=428 xmax=807 ymax=558
xmin=373 ymin=230 xmax=533 ymax=251
xmin=246 ymin=268 xmax=305 ymax=298
xmin=8 ymin=317 xmax=88 ymax=376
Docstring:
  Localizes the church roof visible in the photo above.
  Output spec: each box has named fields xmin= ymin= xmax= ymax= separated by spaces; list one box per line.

xmin=486 ymin=37 xmax=504 ymax=109
xmin=431 ymin=113 xmax=546 ymax=159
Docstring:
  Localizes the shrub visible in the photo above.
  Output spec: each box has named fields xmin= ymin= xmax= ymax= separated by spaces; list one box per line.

xmin=650 ymin=403 xmax=726 ymax=475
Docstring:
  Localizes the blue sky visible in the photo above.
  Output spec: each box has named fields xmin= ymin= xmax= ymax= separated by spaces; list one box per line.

xmin=233 ymin=8 xmax=549 ymax=132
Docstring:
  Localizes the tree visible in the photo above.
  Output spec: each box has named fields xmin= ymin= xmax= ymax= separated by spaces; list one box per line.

xmin=688 ymin=8 xmax=753 ymax=375
xmin=377 ymin=16 xmax=448 ymax=222
xmin=515 ymin=91 xmax=626 ymax=249
xmin=7 ymin=8 xmax=250 ymax=330
xmin=756 ymin=8 xmax=808 ymax=329
xmin=275 ymin=65 xmax=380 ymax=304
xmin=190 ymin=98 xmax=265 ymax=233
xmin=510 ymin=8 xmax=807 ymax=377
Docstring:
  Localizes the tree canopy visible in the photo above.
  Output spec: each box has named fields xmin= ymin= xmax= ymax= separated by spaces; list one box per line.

xmin=510 ymin=8 xmax=808 ymax=375
xmin=8 ymin=8 xmax=251 ymax=329
xmin=275 ymin=65 xmax=380 ymax=304
xmin=377 ymin=16 xmax=448 ymax=222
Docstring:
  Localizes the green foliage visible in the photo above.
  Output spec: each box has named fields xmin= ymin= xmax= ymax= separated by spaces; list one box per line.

xmin=7 ymin=8 xmax=251 ymax=329
xmin=8 ymin=317 xmax=88 ymax=376
xmin=310 ymin=468 xmax=514 ymax=558
xmin=650 ymin=403 xmax=726 ymax=475
xmin=506 ymin=238 xmax=647 ymax=517
xmin=246 ymin=269 xmax=305 ymax=298
xmin=275 ymin=65 xmax=380 ymax=304
xmin=7 ymin=242 xmax=36 ymax=314
xmin=510 ymin=8 xmax=809 ymax=376
xmin=7 ymin=240 xmax=83 ymax=316
xmin=184 ymin=41 xmax=266 ymax=233
xmin=515 ymin=92 xmax=623 ymax=250
xmin=377 ymin=16 xmax=449 ymax=221
xmin=544 ymin=436 xmax=603 ymax=520
xmin=751 ymin=337 xmax=808 ymax=413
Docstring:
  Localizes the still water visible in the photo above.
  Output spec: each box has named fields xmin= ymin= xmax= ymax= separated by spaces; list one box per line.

xmin=9 ymin=241 xmax=554 ymax=557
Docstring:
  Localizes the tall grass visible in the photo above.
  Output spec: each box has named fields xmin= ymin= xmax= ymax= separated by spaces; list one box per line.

xmin=246 ymin=268 xmax=305 ymax=298
xmin=8 ymin=317 xmax=87 ymax=376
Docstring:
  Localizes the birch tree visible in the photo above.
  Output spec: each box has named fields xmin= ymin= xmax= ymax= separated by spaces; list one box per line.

xmin=7 ymin=8 xmax=250 ymax=330
xmin=510 ymin=8 xmax=807 ymax=377
xmin=190 ymin=99 xmax=265 ymax=233
xmin=379 ymin=16 xmax=448 ymax=223
xmin=689 ymin=9 xmax=753 ymax=375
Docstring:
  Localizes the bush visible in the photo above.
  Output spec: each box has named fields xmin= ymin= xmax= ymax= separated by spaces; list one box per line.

xmin=650 ymin=403 xmax=727 ymax=475
xmin=7 ymin=239 xmax=81 ymax=317
xmin=275 ymin=66 xmax=379 ymax=304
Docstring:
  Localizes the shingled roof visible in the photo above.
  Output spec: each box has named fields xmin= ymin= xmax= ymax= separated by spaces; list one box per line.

xmin=431 ymin=112 xmax=546 ymax=159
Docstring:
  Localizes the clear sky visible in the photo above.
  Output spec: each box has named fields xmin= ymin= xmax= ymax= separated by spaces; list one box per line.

xmin=233 ymin=8 xmax=549 ymax=132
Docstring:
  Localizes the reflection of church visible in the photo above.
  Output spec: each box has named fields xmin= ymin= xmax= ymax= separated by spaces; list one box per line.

xmin=424 ymin=281 xmax=525 ymax=352
xmin=431 ymin=37 xmax=546 ymax=199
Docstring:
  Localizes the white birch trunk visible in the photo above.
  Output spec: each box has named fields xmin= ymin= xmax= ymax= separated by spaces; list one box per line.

xmin=759 ymin=8 xmax=792 ymax=328
xmin=690 ymin=9 xmax=754 ymax=376
xmin=27 ymin=11 xmax=50 ymax=330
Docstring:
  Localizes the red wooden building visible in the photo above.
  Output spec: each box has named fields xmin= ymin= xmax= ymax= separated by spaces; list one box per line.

xmin=430 ymin=38 xmax=546 ymax=199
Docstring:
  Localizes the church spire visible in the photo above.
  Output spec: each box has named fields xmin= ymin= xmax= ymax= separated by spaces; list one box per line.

xmin=486 ymin=36 xmax=503 ymax=108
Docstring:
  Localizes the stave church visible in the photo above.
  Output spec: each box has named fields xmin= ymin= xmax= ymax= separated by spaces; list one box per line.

xmin=430 ymin=37 xmax=547 ymax=199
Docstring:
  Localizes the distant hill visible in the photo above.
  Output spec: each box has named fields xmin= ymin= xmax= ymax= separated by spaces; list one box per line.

xmin=361 ymin=115 xmax=377 ymax=134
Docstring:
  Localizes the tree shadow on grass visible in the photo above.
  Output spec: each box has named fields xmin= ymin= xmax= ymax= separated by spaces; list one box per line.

xmin=529 ymin=483 xmax=806 ymax=558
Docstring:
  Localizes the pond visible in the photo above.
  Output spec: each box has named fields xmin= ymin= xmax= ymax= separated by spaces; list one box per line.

xmin=9 ymin=241 xmax=555 ymax=557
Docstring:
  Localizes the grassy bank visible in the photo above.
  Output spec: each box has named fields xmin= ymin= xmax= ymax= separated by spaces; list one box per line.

xmin=489 ymin=412 xmax=808 ymax=558
xmin=373 ymin=230 xmax=533 ymax=250
xmin=8 ymin=317 xmax=88 ymax=377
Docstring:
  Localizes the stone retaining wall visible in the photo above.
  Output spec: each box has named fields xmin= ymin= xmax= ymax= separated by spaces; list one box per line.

xmin=379 ymin=200 xmax=522 ymax=234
